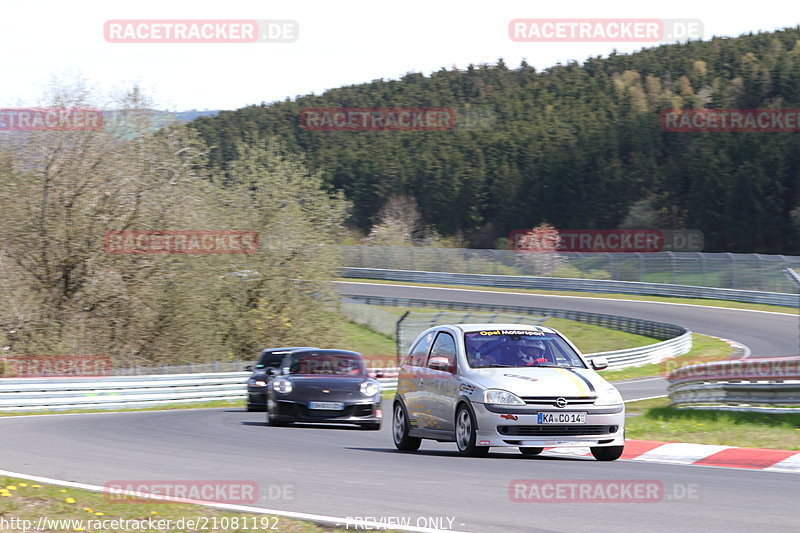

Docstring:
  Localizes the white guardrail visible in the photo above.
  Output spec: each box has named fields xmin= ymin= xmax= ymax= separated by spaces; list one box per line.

xmin=668 ymin=358 xmax=800 ymax=412
xmin=0 ymin=371 xmax=400 ymax=412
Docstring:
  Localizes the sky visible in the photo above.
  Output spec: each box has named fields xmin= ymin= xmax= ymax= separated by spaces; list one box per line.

xmin=0 ymin=0 xmax=796 ymax=111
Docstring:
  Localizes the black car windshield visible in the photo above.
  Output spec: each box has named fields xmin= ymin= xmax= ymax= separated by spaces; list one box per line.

xmin=256 ymin=352 xmax=291 ymax=369
xmin=464 ymin=330 xmax=586 ymax=369
xmin=285 ymin=353 xmax=367 ymax=376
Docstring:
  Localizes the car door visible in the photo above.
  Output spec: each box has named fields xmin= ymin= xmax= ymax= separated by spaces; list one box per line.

xmin=424 ymin=330 xmax=461 ymax=434
xmin=401 ymin=330 xmax=435 ymax=431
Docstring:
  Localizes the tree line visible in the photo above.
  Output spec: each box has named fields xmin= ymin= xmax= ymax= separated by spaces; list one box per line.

xmin=190 ymin=27 xmax=800 ymax=254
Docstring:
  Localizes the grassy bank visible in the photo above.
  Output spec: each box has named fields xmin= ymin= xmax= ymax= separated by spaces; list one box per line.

xmin=625 ymin=397 xmax=800 ymax=450
xmin=0 ymin=476 xmax=385 ymax=533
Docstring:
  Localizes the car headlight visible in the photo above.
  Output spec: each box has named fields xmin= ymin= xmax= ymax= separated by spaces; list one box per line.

xmin=273 ymin=378 xmax=292 ymax=394
xmin=248 ymin=379 xmax=268 ymax=387
xmin=595 ymin=387 xmax=623 ymax=405
xmin=360 ymin=381 xmax=380 ymax=397
xmin=483 ymin=389 xmax=526 ymax=406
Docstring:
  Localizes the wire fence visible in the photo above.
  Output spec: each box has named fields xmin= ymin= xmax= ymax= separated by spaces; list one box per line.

xmin=341 ymin=246 xmax=800 ymax=293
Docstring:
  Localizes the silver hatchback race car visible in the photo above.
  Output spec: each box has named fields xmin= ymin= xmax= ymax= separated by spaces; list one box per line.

xmin=392 ymin=324 xmax=625 ymax=460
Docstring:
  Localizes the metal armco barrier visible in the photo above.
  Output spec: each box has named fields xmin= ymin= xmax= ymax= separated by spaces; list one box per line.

xmin=668 ymin=358 xmax=800 ymax=411
xmin=341 ymin=268 xmax=800 ymax=307
xmin=0 ymin=371 xmax=399 ymax=412
xmin=341 ymin=294 xmax=692 ymax=370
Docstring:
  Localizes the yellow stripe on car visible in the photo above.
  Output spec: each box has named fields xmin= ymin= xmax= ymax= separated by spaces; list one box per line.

xmin=558 ymin=368 xmax=590 ymax=395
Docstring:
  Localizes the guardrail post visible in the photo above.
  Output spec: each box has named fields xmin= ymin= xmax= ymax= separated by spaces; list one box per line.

xmin=396 ymin=310 xmax=411 ymax=365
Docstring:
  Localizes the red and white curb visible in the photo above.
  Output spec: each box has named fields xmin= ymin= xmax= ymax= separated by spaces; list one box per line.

xmin=544 ymin=440 xmax=800 ymax=473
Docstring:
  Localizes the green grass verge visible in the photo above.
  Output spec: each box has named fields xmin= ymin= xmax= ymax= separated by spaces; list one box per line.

xmin=366 ymin=305 xmax=659 ymax=355
xmin=624 ymin=397 xmax=800 ymax=450
xmin=337 ymin=278 xmax=798 ymax=314
xmin=0 ymin=477 xmax=379 ymax=532
xmin=602 ymin=333 xmax=733 ymax=382
xmin=543 ymin=317 xmax=654 ymax=353
xmin=338 ymin=321 xmax=397 ymax=363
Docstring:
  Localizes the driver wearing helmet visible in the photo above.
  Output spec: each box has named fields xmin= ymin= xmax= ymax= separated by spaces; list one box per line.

xmin=515 ymin=338 xmax=551 ymax=366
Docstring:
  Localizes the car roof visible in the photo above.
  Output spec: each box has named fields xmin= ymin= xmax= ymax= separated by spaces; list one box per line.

xmin=448 ymin=323 xmax=557 ymax=334
xmin=288 ymin=348 xmax=363 ymax=357
xmin=260 ymin=347 xmax=317 ymax=354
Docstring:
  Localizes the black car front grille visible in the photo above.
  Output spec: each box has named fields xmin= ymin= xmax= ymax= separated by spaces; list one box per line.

xmin=298 ymin=404 xmax=374 ymax=418
xmin=521 ymin=396 xmax=597 ymax=406
xmin=498 ymin=425 xmax=615 ymax=436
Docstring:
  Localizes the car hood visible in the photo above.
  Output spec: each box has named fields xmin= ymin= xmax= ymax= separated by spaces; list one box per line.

xmin=466 ymin=366 xmax=612 ymax=397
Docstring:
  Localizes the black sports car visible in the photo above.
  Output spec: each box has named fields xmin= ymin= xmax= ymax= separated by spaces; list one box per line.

xmin=266 ymin=349 xmax=382 ymax=430
xmin=246 ymin=347 xmax=316 ymax=411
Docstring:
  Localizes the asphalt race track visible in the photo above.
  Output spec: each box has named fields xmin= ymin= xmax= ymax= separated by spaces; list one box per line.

xmin=336 ymin=282 xmax=799 ymax=356
xmin=1 ymin=283 xmax=798 ymax=533
xmin=1 ymin=406 xmax=799 ymax=533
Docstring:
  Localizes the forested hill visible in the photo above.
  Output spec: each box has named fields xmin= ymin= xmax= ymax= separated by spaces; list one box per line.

xmin=190 ymin=27 xmax=800 ymax=254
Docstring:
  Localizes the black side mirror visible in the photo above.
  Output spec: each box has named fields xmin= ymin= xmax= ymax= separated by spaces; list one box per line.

xmin=265 ymin=367 xmax=278 ymax=376
xmin=375 ymin=370 xmax=384 ymax=379
xmin=246 ymin=365 xmax=254 ymax=371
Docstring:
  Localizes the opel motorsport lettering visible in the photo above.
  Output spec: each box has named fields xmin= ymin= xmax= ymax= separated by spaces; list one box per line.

xmin=393 ymin=324 xmax=625 ymax=459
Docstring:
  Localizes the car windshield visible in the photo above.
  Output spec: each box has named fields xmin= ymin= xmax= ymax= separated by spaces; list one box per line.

xmin=464 ymin=330 xmax=586 ymax=369
xmin=285 ymin=353 xmax=367 ymax=376
xmin=256 ymin=352 xmax=291 ymax=368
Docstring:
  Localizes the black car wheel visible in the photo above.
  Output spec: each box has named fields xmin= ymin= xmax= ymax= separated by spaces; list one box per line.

xmin=266 ymin=407 xmax=289 ymax=427
xmin=392 ymin=403 xmax=421 ymax=451
xmin=519 ymin=447 xmax=544 ymax=456
xmin=591 ymin=445 xmax=624 ymax=461
xmin=455 ymin=405 xmax=489 ymax=457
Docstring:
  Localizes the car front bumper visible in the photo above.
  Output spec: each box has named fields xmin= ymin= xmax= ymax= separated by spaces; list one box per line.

xmin=269 ymin=399 xmax=383 ymax=424
xmin=472 ymin=402 xmax=625 ymax=448
xmin=247 ymin=389 xmax=268 ymax=408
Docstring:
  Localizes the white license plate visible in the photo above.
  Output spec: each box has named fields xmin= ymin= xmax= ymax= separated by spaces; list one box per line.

xmin=308 ymin=401 xmax=345 ymax=410
xmin=537 ymin=412 xmax=586 ymax=424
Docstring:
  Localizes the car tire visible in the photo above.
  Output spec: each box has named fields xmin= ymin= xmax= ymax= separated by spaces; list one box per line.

xmin=519 ymin=447 xmax=544 ymax=456
xmin=455 ymin=405 xmax=489 ymax=457
xmin=362 ymin=423 xmax=381 ymax=431
xmin=266 ymin=409 xmax=288 ymax=427
xmin=591 ymin=445 xmax=624 ymax=461
xmin=392 ymin=403 xmax=421 ymax=451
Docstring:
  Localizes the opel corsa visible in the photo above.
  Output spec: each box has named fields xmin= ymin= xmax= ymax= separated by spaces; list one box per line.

xmin=392 ymin=324 xmax=625 ymax=459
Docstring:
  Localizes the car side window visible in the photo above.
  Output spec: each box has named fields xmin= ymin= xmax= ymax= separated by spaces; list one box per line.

xmin=407 ymin=331 xmax=435 ymax=367
xmin=427 ymin=332 xmax=456 ymax=373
